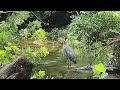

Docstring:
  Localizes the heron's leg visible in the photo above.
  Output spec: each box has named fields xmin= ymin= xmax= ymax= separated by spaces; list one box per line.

xmin=67 ymin=59 xmax=69 ymax=69
xmin=70 ymin=61 xmax=71 ymax=69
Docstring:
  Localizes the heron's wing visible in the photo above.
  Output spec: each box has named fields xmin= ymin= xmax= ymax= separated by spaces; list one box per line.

xmin=64 ymin=45 xmax=75 ymax=58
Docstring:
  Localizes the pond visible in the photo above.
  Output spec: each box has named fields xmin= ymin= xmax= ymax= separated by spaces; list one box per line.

xmin=33 ymin=48 xmax=93 ymax=79
xmin=31 ymin=40 xmax=120 ymax=79
xmin=19 ymin=39 xmax=120 ymax=79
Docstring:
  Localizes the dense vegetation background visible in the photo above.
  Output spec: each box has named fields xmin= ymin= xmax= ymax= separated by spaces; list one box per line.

xmin=0 ymin=11 xmax=120 ymax=79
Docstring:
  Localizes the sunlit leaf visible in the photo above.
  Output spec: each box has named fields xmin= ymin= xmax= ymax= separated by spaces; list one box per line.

xmin=39 ymin=29 xmax=45 ymax=37
xmin=31 ymin=70 xmax=45 ymax=79
xmin=0 ymin=50 xmax=5 ymax=54
xmin=95 ymin=63 xmax=106 ymax=73
xmin=38 ymin=70 xmax=45 ymax=78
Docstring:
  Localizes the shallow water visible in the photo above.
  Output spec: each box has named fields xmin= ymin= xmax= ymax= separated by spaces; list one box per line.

xmin=19 ymin=39 xmax=120 ymax=79
xmin=33 ymin=48 xmax=93 ymax=79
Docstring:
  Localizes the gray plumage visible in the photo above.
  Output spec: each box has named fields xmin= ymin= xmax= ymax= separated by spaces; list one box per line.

xmin=63 ymin=44 xmax=77 ymax=64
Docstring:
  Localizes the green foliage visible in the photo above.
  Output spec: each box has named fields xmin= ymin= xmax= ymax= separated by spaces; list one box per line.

xmin=0 ymin=11 xmax=49 ymax=66
xmin=57 ymin=37 xmax=66 ymax=43
xmin=0 ymin=27 xmax=19 ymax=49
xmin=19 ymin=20 xmax=44 ymax=39
xmin=0 ymin=50 xmax=8 ymax=64
xmin=20 ymin=45 xmax=49 ymax=65
xmin=0 ymin=11 xmax=30 ymax=49
xmin=19 ymin=29 xmax=29 ymax=38
xmin=59 ymin=11 xmax=120 ymax=65
xmin=92 ymin=63 xmax=108 ymax=79
xmin=28 ymin=19 xmax=41 ymax=29
xmin=36 ymin=46 xmax=49 ymax=57
xmin=31 ymin=11 xmax=56 ymax=19
xmin=32 ymin=29 xmax=46 ymax=40
xmin=0 ymin=43 xmax=20 ymax=64
xmin=31 ymin=70 xmax=45 ymax=79
xmin=0 ymin=50 xmax=4 ymax=54
xmin=67 ymin=11 xmax=120 ymax=45
xmin=91 ymin=42 xmax=114 ymax=64
xmin=0 ymin=11 xmax=31 ymax=64
xmin=8 ymin=11 xmax=30 ymax=25
xmin=46 ymin=28 xmax=68 ymax=41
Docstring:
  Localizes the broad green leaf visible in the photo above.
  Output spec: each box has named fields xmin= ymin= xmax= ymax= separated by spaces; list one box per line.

xmin=31 ymin=70 xmax=45 ymax=79
xmin=0 ymin=50 xmax=5 ymax=54
xmin=38 ymin=70 xmax=45 ymax=77
xmin=92 ymin=65 xmax=101 ymax=75
xmin=39 ymin=29 xmax=45 ymax=37
xmin=95 ymin=63 xmax=106 ymax=73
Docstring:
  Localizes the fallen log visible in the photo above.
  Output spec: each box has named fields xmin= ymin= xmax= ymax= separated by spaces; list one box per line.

xmin=73 ymin=65 xmax=120 ymax=74
xmin=0 ymin=56 xmax=33 ymax=79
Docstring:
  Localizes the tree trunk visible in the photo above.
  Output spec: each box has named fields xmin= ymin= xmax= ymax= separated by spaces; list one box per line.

xmin=0 ymin=56 xmax=33 ymax=79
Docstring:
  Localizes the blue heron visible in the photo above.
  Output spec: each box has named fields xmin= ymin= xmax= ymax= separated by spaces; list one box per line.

xmin=63 ymin=42 xmax=77 ymax=69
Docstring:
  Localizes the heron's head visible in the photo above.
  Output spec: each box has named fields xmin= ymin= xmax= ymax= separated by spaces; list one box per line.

xmin=63 ymin=41 xmax=67 ymax=44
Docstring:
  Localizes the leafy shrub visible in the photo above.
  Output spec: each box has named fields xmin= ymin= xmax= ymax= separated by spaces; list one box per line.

xmin=92 ymin=63 xmax=108 ymax=79
xmin=31 ymin=70 xmax=45 ymax=79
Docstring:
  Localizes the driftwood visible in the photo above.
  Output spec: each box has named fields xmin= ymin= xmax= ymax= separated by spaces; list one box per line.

xmin=0 ymin=56 xmax=33 ymax=79
xmin=73 ymin=65 xmax=120 ymax=74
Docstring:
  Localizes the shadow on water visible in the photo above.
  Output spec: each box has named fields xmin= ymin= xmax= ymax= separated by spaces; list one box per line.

xmin=19 ymin=39 xmax=120 ymax=79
